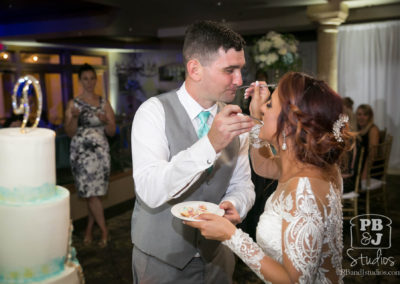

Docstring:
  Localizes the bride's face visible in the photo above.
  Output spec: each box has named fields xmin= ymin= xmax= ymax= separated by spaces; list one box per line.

xmin=259 ymin=88 xmax=281 ymax=144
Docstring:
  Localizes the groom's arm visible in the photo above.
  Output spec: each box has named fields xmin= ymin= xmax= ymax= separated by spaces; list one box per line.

xmin=221 ymin=132 xmax=255 ymax=222
xmin=131 ymin=97 xmax=218 ymax=208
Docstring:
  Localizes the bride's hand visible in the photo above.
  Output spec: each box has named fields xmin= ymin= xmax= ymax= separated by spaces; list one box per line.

xmin=244 ymin=81 xmax=271 ymax=120
xmin=184 ymin=213 xmax=236 ymax=242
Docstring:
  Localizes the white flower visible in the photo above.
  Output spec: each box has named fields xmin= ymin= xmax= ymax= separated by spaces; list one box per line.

xmin=253 ymin=31 xmax=299 ymax=71
xmin=257 ymin=54 xmax=268 ymax=63
xmin=288 ymin=43 xmax=298 ymax=53
xmin=266 ymin=53 xmax=279 ymax=65
xmin=278 ymin=47 xmax=288 ymax=55
xmin=267 ymin=31 xmax=278 ymax=39
xmin=271 ymin=35 xmax=285 ymax=48
xmin=258 ymin=40 xmax=272 ymax=52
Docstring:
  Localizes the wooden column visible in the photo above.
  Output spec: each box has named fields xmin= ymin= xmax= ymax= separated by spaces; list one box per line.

xmin=307 ymin=1 xmax=349 ymax=91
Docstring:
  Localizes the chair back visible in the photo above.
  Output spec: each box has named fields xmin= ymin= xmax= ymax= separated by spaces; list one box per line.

xmin=362 ymin=134 xmax=393 ymax=214
xmin=379 ymin=128 xmax=387 ymax=143
xmin=342 ymin=147 xmax=364 ymax=221
xmin=365 ymin=134 xmax=393 ymax=184
xmin=353 ymin=147 xmax=365 ymax=194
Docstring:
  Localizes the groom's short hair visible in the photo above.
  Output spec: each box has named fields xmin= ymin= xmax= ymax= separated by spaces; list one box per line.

xmin=183 ymin=20 xmax=245 ymax=67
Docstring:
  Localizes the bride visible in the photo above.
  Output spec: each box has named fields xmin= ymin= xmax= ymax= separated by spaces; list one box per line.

xmin=185 ymin=72 xmax=353 ymax=283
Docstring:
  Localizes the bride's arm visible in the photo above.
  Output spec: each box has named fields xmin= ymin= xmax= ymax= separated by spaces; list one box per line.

xmin=223 ymin=228 xmax=293 ymax=283
xmin=248 ymin=123 xmax=281 ymax=179
xmin=186 ymin=178 xmax=329 ymax=283
xmin=223 ymin=178 xmax=328 ymax=283
xmin=250 ymin=146 xmax=280 ymax=179
xmin=185 ymin=213 xmax=292 ymax=283
xmin=246 ymin=80 xmax=281 ymax=180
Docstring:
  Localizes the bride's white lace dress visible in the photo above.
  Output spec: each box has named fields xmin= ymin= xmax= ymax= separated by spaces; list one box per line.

xmin=223 ymin=177 xmax=343 ymax=283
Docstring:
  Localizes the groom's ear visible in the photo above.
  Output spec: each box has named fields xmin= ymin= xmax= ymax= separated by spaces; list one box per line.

xmin=186 ymin=59 xmax=203 ymax=82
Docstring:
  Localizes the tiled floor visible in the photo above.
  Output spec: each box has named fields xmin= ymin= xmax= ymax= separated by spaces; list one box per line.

xmin=72 ymin=175 xmax=400 ymax=284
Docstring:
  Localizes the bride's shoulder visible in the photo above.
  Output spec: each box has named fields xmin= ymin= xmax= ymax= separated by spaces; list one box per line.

xmin=281 ymin=175 xmax=337 ymax=201
xmin=280 ymin=175 xmax=326 ymax=190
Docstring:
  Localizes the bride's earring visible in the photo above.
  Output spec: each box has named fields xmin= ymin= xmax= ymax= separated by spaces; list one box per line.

xmin=281 ymin=131 xmax=287 ymax=151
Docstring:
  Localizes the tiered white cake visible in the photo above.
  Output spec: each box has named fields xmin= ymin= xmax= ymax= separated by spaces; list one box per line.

xmin=0 ymin=128 xmax=83 ymax=284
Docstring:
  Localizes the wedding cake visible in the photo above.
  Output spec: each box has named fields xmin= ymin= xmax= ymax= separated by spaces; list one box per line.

xmin=0 ymin=128 xmax=83 ymax=284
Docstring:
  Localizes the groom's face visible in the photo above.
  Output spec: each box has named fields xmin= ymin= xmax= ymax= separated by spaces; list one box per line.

xmin=201 ymin=47 xmax=245 ymax=104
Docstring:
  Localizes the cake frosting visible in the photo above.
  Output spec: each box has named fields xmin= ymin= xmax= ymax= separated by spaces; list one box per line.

xmin=0 ymin=128 xmax=55 ymax=199
xmin=0 ymin=128 xmax=83 ymax=284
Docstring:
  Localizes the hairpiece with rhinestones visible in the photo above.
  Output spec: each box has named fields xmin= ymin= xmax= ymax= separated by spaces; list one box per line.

xmin=332 ymin=113 xmax=348 ymax=142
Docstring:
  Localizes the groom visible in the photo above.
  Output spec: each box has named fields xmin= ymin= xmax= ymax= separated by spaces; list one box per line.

xmin=130 ymin=20 xmax=255 ymax=283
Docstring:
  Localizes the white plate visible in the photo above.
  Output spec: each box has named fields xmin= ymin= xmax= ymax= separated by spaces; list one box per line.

xmin=171 ymin=201 xmax=225 ymax=222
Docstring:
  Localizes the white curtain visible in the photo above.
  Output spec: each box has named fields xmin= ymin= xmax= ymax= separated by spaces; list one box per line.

xmin=338 ymin=20 xmax=400 ymax=171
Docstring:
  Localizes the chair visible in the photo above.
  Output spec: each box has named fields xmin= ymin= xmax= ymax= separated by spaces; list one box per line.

xmin=379 ymin=128 xmax=387 ymax=143
xmin=361 ymin=134 xmax=393 ymax=215
xmin=342 ymin=147 xmax=365 ymax=220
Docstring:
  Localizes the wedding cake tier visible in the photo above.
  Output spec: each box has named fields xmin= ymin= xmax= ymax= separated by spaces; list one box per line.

xmin=0 ymin=128 xmax=83 ymax=284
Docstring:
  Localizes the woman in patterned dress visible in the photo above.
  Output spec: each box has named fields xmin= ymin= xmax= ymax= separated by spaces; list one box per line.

xmin=186 ymin=72 xmax=354 ymax=283
xmin=65 ymin=63 xmax=116 ymax=247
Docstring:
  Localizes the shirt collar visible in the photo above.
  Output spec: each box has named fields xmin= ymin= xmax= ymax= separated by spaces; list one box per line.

xmin=177 ymin=82 xmax=218 ymax=120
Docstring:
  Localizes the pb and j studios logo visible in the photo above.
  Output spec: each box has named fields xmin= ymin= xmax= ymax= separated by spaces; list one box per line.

xmin=346 ymin=214 xmax=395 ymax=267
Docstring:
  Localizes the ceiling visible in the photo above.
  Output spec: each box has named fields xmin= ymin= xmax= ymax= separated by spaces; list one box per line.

xmin=0 ymin=0 xmax=399 ymax=48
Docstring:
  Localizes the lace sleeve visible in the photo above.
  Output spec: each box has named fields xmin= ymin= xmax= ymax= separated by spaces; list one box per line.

xmin=281 ymin=178 xmax=326 ymax=283
xmin=249 ymin=124 xmax=269 ymax=149
xmin=222 ymin=228 xmax=266 ymax=282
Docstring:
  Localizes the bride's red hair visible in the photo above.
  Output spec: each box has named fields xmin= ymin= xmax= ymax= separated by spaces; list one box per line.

xmin=275 ymin=72 xmax=354 ymax=169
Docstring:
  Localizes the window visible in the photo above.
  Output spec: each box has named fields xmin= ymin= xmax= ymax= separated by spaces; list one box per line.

xmin=20 ymin=53 xmax=60 ymax=64
xmin=0 ymin=72 xmax=15 ymax=120
xmin=44 ymin=73 xmax=63 ymax=125
xmin=0 ymin=47 xmax=108 ymax=129
xmin=71 ymin=55 xmax=104 ymax=65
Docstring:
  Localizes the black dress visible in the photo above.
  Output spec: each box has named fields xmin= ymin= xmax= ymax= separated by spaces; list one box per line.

xmin=343 ymin=126 xmax=379 ymax=193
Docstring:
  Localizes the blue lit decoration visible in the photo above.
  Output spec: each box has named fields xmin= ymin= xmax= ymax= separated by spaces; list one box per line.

xmin=115 ymin=54 xmax=156 ymax=116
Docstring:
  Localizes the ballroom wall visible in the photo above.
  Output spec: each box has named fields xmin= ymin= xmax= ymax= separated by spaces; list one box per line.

xmin=108 ymin=49 xmax=183 ymax=118
xmin=338 ymin=20 xmax=400 ymax=171
xmin=106 ymin=40 xmax=318 ymax=119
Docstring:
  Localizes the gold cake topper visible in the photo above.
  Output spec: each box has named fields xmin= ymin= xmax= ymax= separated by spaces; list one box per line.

xmin=12 ymin=75 xmax=43 ymax=132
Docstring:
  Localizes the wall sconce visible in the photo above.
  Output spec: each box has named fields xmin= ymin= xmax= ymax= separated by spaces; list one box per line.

xmin=0 ymin=52 xmax=9 ymax=60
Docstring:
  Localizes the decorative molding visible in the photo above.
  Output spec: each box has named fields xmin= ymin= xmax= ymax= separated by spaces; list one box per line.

xmin=307 ymin=2 xmax=349 ymax=26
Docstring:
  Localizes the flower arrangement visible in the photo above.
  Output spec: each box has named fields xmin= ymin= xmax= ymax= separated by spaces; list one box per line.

xmin=253 ymin=31 xmax=300 ymax=73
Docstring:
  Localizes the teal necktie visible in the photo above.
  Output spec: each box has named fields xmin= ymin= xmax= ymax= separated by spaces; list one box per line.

xmin=197 ymin=111 xmax=211 ymax=138
xmin=197 ymin=111 xmax=213 ymax=174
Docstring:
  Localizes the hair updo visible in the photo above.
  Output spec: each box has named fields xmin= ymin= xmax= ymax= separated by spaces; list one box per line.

xmin=78 ymin=63 xmax=97 ymax=79
xmin=276 ymin=72 xmax=354 ymax=169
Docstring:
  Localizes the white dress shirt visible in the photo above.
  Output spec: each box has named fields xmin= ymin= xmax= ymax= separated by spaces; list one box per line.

xmin=131 ymin=83 xmax=255 ymax=219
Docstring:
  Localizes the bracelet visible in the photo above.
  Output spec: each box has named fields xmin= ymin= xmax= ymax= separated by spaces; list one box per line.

xmin=249 ymin=124 xmax=269 ymax=149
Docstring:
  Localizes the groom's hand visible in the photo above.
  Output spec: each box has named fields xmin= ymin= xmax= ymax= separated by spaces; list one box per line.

xmin=208 ymin=105 xmax=253 ymax=153
xmin=219 ymin=201 xmax=241 ymax=225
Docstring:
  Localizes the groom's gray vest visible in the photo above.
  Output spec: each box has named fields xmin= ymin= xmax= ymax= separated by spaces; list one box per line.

xmin=131 ymin=91 xmax=239 ymax=269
